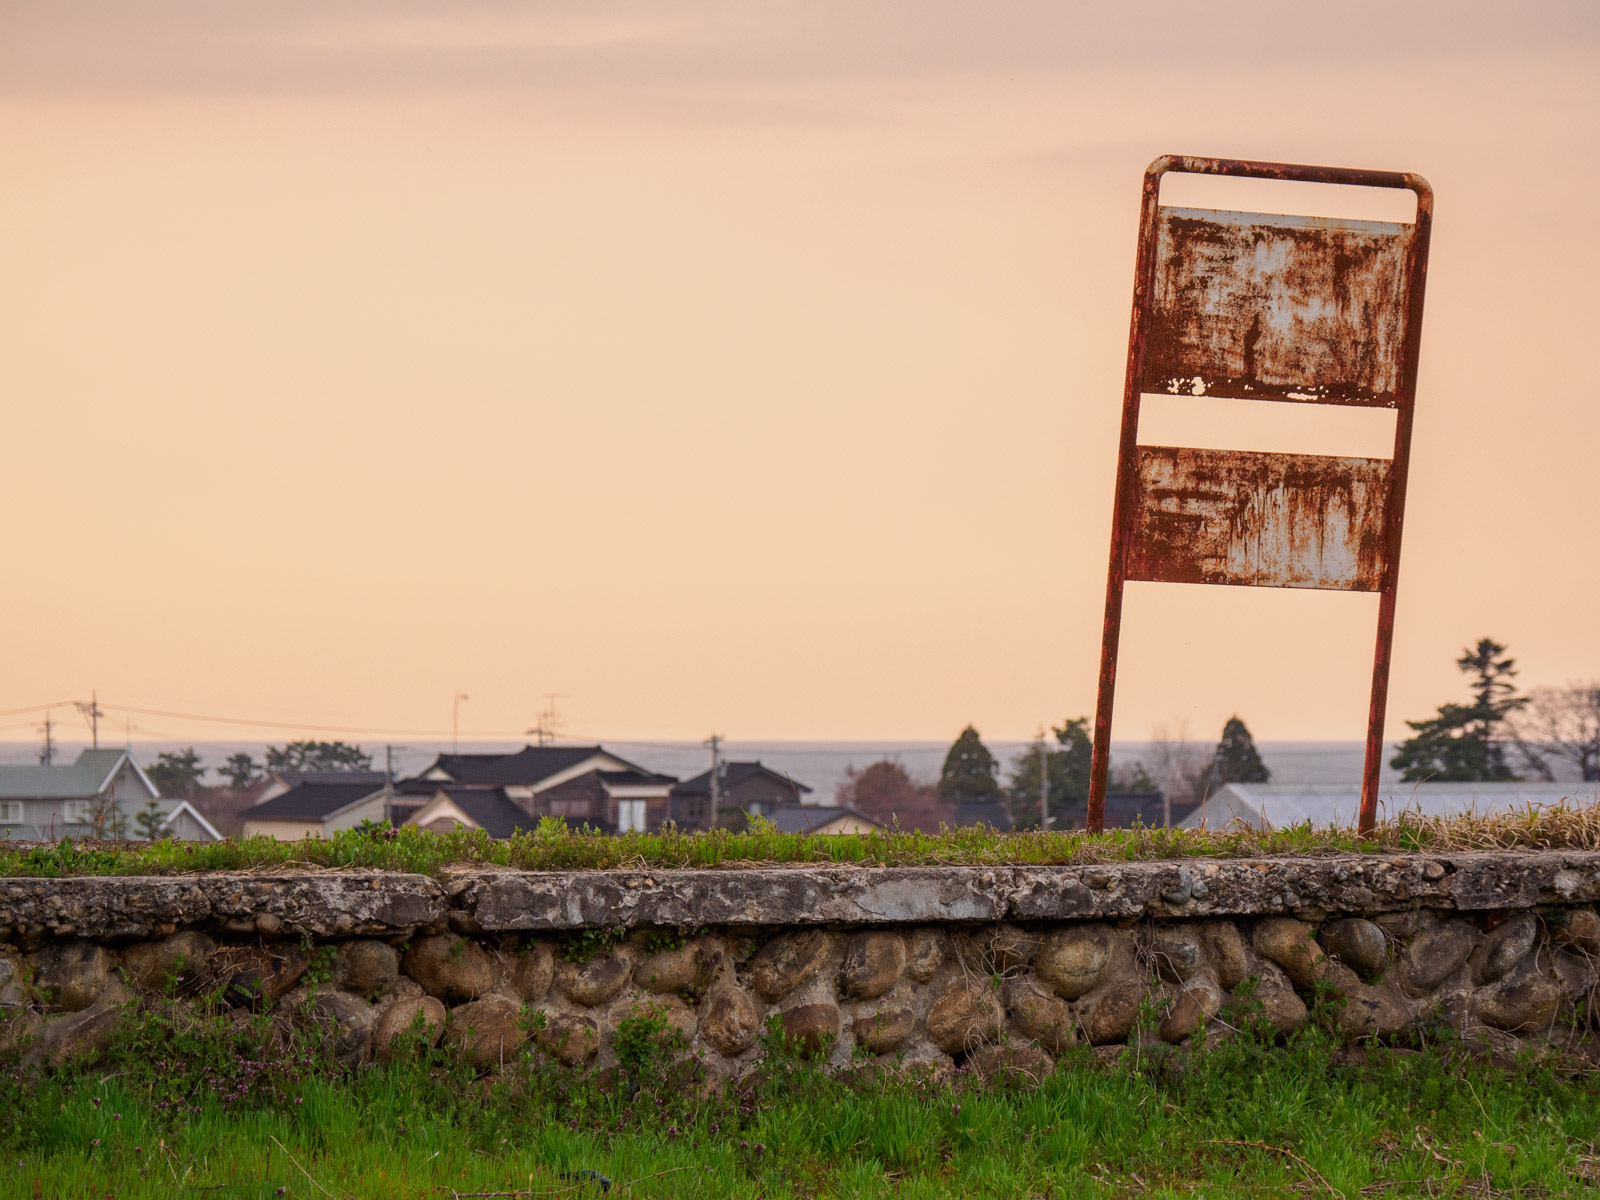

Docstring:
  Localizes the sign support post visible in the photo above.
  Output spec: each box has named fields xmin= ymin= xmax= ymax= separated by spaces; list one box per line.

xmin=1086 ymin=155 xmax=1434 ymax=837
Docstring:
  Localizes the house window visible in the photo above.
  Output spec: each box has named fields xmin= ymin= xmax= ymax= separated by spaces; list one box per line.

xmin=0 ymin=802 xmax=19 ymax=824
xmin=63 ymin=800 xmax=94 ymax=824
xmin=617 ymin=799 xmax=647 ymax=833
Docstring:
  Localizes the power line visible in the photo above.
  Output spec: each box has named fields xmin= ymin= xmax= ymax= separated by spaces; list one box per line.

xmin=94 ymin=702 xmax=503 ymax=737
xmin=0 ymin=701 xmax=72 ymax=719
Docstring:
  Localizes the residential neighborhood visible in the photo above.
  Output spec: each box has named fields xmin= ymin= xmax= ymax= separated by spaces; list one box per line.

xmin=0 ymin=741 xmax=927 ymax=841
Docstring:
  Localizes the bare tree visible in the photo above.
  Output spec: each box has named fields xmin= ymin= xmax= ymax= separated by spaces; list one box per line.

xmin=1149 ymin=720 xmax=1210 ymax=825
xmin=1509 ymin=683 xmax=1600 ymax=783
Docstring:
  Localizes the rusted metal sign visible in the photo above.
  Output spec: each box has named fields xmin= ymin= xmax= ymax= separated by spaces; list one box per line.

xmin=1087 ymin=156 xmax=1434 ymax=837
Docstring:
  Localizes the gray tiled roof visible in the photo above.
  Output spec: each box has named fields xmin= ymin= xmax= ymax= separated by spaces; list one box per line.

xmin=244 ymin=780 xmax=385 ymax=821
xmin=0 ymin=749 xmax=139 ymax=799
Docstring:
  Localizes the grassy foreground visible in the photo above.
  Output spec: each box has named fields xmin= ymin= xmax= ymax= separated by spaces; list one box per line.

xmin=5 ymin=801 xmax=1600 ymax=878
xmin=5 ymin=1003 xmax=1600 ymax=1199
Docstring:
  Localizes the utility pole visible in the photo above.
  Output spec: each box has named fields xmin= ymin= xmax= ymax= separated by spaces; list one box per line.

xmin=75 ymin=691 xmax=103 ymax=749
xmin=705 ymin=734 xmax=722 ymax=828
xmin=38 ymin=713 xmax=55 ymax=766
xmin=452 ymin=694 xmax=469 ymax=755
xmin=1039 ymin=741 xmax=1049 ymax=830
xmin=384 ymin=744 xmax=394 ymax=827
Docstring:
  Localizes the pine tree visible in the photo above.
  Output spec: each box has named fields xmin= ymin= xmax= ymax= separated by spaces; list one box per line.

xmin=1202 ymin=716 xmax=1270 ymax=796
xmin=938 ymin=726 xmax=1002 ymax=804
xmin=1391 ymin=638 xmax=1524 ymax=782
xmin=221 ymin=752 xmax=263 ymax=790
xmin=264 ymin=741 xmax=373 ymax=773
xmin=134 ymin=801 xmax=166 ymax=841
xmin=147 ymin=748 xmax=206 ymax=798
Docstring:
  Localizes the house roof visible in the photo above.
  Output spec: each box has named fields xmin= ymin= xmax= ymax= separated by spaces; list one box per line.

xmin=0 ymin=748 xmax=155 ymax=800
xmin=769 ymin=806 xmax=884 ymax=834
xmin=419 ymin=745 xmax=634 ymax=788
xmin=243 ymin=779 xmax=387 ymax=822
xmin=1055 ymin=791 xmax=1168 ymax=830
xmin=412 ymin=787 xmax=539 ymax=838
xmin=1180 ymin=782 xmax=1600 ymax=832
xmin=271 ymin=770 xmax=388 ymax=790
xmin=669 ymin=761 xmax=813 ymax=799
xmin=127 ymin=798 xmax=222 ymax=841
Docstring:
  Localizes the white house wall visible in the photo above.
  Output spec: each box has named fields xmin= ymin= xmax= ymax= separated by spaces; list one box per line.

xmin=243 ymin=794 xmax=387 ymax=842
xmin=323 ymin=794 xmax=389 ymax=835
xmin=109 ymin=760 xmax=158 ymax=803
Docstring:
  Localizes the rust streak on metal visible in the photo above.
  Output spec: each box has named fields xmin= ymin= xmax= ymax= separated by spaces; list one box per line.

xmin=1086 ymin=155 xmax=1433 ymax=839
xmin=1127 ymin=447 xmax=1391 ymax=592
xmin=1144 ymin=209 xmax=1414 ymax=407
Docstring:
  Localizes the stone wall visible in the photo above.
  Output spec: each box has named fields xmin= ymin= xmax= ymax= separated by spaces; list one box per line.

xmin=3 ymin=851 xmax=1600 ymax=1077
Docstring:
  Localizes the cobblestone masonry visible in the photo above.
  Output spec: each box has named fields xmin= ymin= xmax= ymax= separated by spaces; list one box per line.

xmin=4 ymin=853 xmax=1600 ymax=1075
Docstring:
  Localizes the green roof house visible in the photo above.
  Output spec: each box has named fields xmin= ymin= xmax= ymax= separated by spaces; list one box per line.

xmin=0 ymin=748 xmax=221 ymax=841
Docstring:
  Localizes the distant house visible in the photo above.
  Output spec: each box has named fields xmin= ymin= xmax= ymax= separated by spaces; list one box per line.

xmin=404 ymin=786 xmax=541 ymax=837
xmin=1179 ymin=782 xmax=1600 ymax=831
xmin=0 ymin=748 xmax=221 ymax=841
xmin=240 ymin=772 xmax=390 ymax=841
xmin=668 ymin=761 xmax=812 ymax=830
xmin=407 ymin=745 xmax=677 ymax=833
xmin=768 ymin=806 xmax=884 ymax=836
xmin=1054 ymin=792 xmax=1177 ymax=830
xmin=850 ymin=797 xmax=1014 ymax=834
xmin=252 ymin=769 xmax=385 ymax=807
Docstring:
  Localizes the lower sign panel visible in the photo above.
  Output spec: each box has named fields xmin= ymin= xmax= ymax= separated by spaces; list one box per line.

xmin=1127 ymin=445 xmax=1391 ymax=591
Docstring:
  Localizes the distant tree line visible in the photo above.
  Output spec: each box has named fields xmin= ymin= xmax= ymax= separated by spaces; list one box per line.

xmin=145 ymin=740 xmax=373 ymax=798
xmin=836 ymin=716 xmax=1272 ymax=831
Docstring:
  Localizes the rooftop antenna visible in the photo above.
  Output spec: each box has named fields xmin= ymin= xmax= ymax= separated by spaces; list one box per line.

xmin=527 ymin=693 xmax=567 ymax=747
xmin=452 ymin=694 xmax=469 ymax=755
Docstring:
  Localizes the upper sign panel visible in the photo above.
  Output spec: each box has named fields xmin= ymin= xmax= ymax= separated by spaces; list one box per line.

xmin=1142 ymin=207 xmax=1415 ymax=407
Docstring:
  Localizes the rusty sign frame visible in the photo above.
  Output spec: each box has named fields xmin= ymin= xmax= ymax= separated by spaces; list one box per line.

xmin=1087 ymin=155 xmax=1434 ymax=837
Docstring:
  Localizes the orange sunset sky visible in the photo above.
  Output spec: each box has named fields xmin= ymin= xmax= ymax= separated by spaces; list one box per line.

xmin=1 ymin=1 xmax=1596 ymax=746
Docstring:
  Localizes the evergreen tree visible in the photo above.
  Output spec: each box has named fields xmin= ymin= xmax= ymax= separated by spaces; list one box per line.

xmin=1391 ymin=638 xmax=1525 ymax=782
xmin=147 ymin=748 xmax=205 ymax=798
xmin=134 ymin=800 xmax=166 ymax=841
xmin=265 ymin=740 xmax=373 ymax=773
xmin=1006 ymin=718 xmax=1092 ymax=829
xmin=1201 ymin=716 xmax=1270 ymax=796
xmin=938 ymin=725 xmax=1002 ymax=804
xmin=221 ymin=752 xmax=263 ymax=790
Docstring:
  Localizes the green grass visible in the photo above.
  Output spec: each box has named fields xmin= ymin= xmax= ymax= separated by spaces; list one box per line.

xmin=4 ymin=801 xmax=1600 ymax=879
xmin=4 ymin=1005 xmax=1600 ymax=1198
